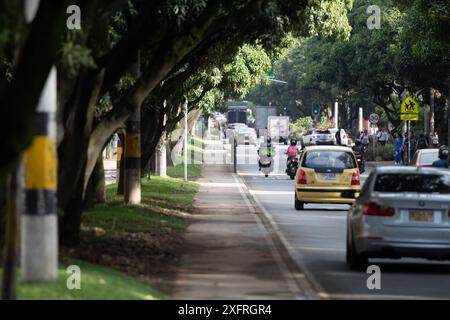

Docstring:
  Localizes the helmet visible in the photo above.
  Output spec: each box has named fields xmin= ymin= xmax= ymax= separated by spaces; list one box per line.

xmin=438 ymin=145 xmax=449 ymax=160
xmin=290 ymin=138 xmax=297 ymax=146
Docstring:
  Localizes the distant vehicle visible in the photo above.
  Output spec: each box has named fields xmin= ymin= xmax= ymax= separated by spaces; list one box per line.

xmin=346 ymin=166 xmax=450 ymax=270
xmin=294 ymin=145 xmax=361 ymax=210
xmin=411 ymin=148 xmax=439 ymax=167
xmin=302 ymin=128 xmax=350 ymax=147
xmin=253 ymin=106 xmax=278 ymax=134
xmin=227 ymin=105 xmax=247 ymax=124
xmin=302 ymin=129 xmax=334 ymax=147
xmin=236 ymin=127 xmax=258 ymax=146
xmin=268 ymin=116 xmax=289 ymax=144
xmin=228 ymin=123 xmax=248 ymax=130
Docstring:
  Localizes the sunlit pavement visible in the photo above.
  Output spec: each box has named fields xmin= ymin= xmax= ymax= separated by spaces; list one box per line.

xmin=236 ymin=144 xmax=450 ymax=300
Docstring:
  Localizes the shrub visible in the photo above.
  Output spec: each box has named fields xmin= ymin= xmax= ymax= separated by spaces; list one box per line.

xmin=367 ymin=143 xmax=394 ymax=161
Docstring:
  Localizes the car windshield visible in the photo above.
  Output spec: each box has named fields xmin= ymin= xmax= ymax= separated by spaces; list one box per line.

xmin=302 ymin=151 xmax=356 ymax=169
xmin=420 ymin=152 xmax=439 ymax=164
xmin=374 ymin=173 xmax=450 ymax=194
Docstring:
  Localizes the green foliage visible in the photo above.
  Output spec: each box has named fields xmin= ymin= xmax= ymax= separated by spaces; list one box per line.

xmin=246 ymin=0 xmax=448 ymax=134
xmin=60 ymin=41 xmax=97 ymax=77
xmin=290 ymin=116 xmax=313 ymax=138
xmin=367 ymin=143 xmax=395 ymax=161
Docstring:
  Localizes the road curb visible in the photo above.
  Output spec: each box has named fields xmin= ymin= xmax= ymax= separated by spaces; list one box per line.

xmin=233 ymin=172 xmax=323 ymax=300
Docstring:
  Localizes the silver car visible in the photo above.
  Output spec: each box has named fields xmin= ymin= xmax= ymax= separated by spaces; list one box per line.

xmin=346 ymin=166 xmax=450 ymax=270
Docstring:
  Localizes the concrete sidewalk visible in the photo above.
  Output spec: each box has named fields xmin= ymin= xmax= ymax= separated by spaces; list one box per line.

xmin=171 ymin=164 xmax=309 ymax=300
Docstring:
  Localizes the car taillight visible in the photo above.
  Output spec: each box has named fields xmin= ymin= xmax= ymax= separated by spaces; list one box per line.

xmin=363 ymin=202 xmax=395 ymax=216
xmin=351 ymin=171 xmax=360 ymax=185
xmin=448 ymin=209 xmax=450 ymax=217
xmin=297 ymin=169 xmax=307 ymax=184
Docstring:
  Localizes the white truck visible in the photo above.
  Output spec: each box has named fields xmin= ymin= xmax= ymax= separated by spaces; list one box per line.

xmin=268 ymin=116 xmax=289 ymax=144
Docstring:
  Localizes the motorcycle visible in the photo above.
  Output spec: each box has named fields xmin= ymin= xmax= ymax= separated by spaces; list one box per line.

xmin=286 ymin=156 xmax=299 ymax=180
xmin=353 ymin=145 xmax=366 ymax=173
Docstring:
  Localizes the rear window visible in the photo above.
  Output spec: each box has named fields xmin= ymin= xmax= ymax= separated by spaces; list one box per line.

xmin=302 ymin=151 xmax=356 ymax=169
xmin=420 ymin=152 xmax=439 ymax=165
xmin=374 ymin=174 xmax=450 ymax=193
xmin=314 ymin=130 xmax=331 ymax=134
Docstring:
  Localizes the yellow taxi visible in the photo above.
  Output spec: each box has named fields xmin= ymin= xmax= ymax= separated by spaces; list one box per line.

xmin=295 ymin=145 xmax=361 ymax=210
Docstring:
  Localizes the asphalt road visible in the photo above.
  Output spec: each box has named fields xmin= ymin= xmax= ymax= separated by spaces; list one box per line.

xmin=236 ymin=143 xmax=450 ymax=299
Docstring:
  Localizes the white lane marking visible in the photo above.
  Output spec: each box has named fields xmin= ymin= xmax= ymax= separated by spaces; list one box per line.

xmin=232 ymin=174 xmax=308 ymax=300
xmin=237 ymin=172 xmax=328 ymax=299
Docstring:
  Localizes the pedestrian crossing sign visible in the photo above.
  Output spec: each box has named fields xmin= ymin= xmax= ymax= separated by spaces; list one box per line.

xmin=400 ymin=96 xmax=420 ymax=121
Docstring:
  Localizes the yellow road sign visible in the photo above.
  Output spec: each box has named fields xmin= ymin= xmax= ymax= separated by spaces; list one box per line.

xmin=400 ymin=113 xmax=419 ymax=121
xmin=401 ymin=96 xmax=420 ymax=114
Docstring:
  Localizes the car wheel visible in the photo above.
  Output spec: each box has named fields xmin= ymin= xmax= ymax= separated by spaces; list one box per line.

xmin=346 ymin=230 xmax=368 ymax=271
xmin=294 ymin=194 xmax=304 ymax=210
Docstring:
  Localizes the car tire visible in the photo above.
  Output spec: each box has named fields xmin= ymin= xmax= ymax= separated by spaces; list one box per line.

xmin=346 ymin=230 xmax=368 ymax=271
xmin=295 ymin=195 xmax=304 ymax=210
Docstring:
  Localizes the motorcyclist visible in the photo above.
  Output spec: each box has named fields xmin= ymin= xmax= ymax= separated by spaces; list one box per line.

xmin=286 ymin=138 xmax=299 ymax=158
xmin=285 ymin=138 xmax=299 ymax=172
xmin=352 ymin=140 xmax=366 ymax=173
xmin=258 ymin=136 xmax=275 ymax=171
xmin=432 ymin=145 xmax=449 ymax=168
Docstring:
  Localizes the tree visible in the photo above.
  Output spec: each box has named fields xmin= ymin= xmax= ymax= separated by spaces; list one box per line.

xmin=1 ymin=0 xmax=354 ymax=245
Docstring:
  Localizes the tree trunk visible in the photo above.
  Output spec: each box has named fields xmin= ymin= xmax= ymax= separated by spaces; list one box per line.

xmin=83 ymin=154 xmax=105 ymax=209
xmin=140 ymin=105 xmax=165 ymax=172
xmin=59 ymin=180 xmax=85 ymax=246
xmin=1 ymin=161 xmax=20 ymax=300
xmin=95 ymin=155 xmax=106 ymax=204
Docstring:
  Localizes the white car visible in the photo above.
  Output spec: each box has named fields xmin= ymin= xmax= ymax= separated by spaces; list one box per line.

xmin=302 ymin=129 xmax=335 ymax=147
xmin=236 ymin=127 xmax=257 ymax=145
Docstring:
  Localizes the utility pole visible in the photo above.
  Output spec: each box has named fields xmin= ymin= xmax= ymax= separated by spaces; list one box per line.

xmin=358 ymin=107 xmax=363 ymax=132
xmin=430 ymin=88 xmax=435 ymax=136
xmin=22 ymin=66 xmax=58 ymax=282
xmin=124 ymin=53 xmax=141 ymax=204
xmin=184 ymin=98 xmax=188 ymax=181
xmin=19 ymin=0 xmax=57 ymax=285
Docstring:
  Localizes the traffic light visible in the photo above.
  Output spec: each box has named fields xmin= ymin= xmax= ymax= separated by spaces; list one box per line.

xmin=312 ymin=104 xmax=320 ymax=116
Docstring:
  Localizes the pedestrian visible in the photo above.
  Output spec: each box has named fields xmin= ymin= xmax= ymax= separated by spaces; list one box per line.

xmin=335 ymin=127 xmax=342 ymax=145
xmin=378 ymin=128 xmax=388 ymax=146
xmin=416 ymin=133 xmax=428 ymax=150
xmin=393 ymin=133 xmax=403 ymax=165
xmin=360 ymin=130 xmax=369 ymax=147
xmin=431 ymin=131 xmax=439 ymax=148
xmin=432 ymin=145 xmax=449 ymax=168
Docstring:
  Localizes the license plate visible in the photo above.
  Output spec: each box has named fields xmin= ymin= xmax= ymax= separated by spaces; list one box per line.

xmin=409 ymin=209 xmax=434 ymax=222
xmin=320 ymin=173 xmax=337 ymax=180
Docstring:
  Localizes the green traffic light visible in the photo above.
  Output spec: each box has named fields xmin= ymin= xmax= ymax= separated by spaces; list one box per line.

xmin=312 ymin=105 xmax=320 ymax=115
